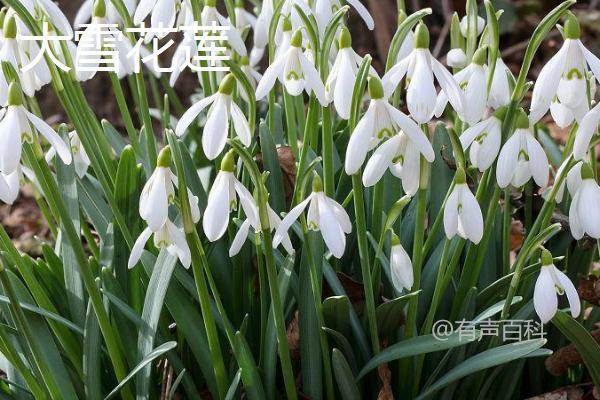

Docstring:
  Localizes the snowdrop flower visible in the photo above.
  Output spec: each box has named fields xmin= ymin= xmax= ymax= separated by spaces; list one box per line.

xmin=460 ymin=108 xmax=504 ymax=172
xmin=529 ymin=14 xmax=600 ymax=125
xmin=487 ymin=57 xmax=512 ymax=110
xmin=203 ymin=152 xmax=257 ymax=242
xmin=382 ymin=23 xmax=464 ymax=124
xmin=46 ymin=130 xmax=90 ymax=178
xmin=133 ymin=0 xmax=179 ymax=39
xmin=496 ymin=111 xmax=549 ymax=189
xmin=128 ymin=218 xmax=191 ymax=268
xmin=345 ymin=76 xmax=435 ymax=184
xmin=176 ymin=74 xmax=251 ymax=160
xmin=569 ymin=162 xmax=600 ymax=239
xmin=273 ymin=175 xmax=351 ymax=258
xmin=313 ymin=0 xmax=374 ymax=36
xmin=229 ymin=200 xmax=293 ymax=257
xmin=253 ymin=0 xmax=275 ymax=50
xmin=255 ymin=30 xmax=329 ymax=106
xmin=459 ymin=15 xmax=485 ymax=38
xmin=0 ymin=167 xmax=20 ymax=204
xmin=573 ymin=102 xmax=600 ymax=161
xmin=21 ymin=0 xmax=73 ymax=36
xmin=446 ymin=48 xmax=467 ymax=68
xmin=76 ymin=0 xmax=134 ymax=81
xmin=200 ymin=0 xmax=247 ymax=57
xmin=233 ymin=0 xmax=256 ymax=31
xmin=75 ymin=0 xmax=136 ymax=26
xmin=326 ymin=27 xmax=368 ymax=119
xmin=395 ymin=12 xmax=414 ymax=62
xmin=390 ymin=233 xmax=413 ymax=292
xmin=239 ymin=56 xmax=262 ymax=102
xmin=534 ymin=249 xmax=580 ymax=324
xmin=139 ymin=147 xmax=200 ymax=232
xmin=443 ymin=167 xmax=483 ymax=244
xmin=0 ymin=82 xmax=71 ymax=175
xmin=552 ymin=160 xmax=582 ymax=203
xmin=435 ymin=47 xmax=487 ymax=124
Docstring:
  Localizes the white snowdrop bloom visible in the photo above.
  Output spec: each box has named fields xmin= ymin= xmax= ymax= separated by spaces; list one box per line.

xmin=460 ymin=111 xmax=503 ymax=172
xmin=326 ymin=28 xmax=368 ymax=120
xmin=573 ymin=102 xmax=600 ymax=161
xmin=529 ymin=14 xmax=600 ymax=125
xmin=46 ymin=130 xmax=90 ymax=178
xmin=229 ymin=200 xmax=293 ymax=257
xmin=569 ymin=162 xmax=600 ymax=240
xmin=134 ymin=0 xmax=179 ymax=39
xmin=389 ymin=233 xmax=413 ymax=292
xmin=459 ymin=15 xmax=485 ymax=37
xmin=382 ymin=23 xmax=464 ymax=124
xmin=435 ymin=47 xmax=487 ymax=124
xmin=176 ymin=74 xmax=251 ymax=160
xmin=496 ymin=112 xmax=549 ymax=189
xmin=446 ymin=48 xmax=467 ymax=68
xmin=139 ymin=147 xmax=200 ymax=233
xmin=0 ymin=83 xmax=71 ymax=175
xmin=443 ymin=168 xmax=484 ymax=244
xmin=0 ymin=167 xmax=20 ymax=204
xmin=200 ymin=0 xmax=247 ymax=57
xmin=313 ymin=0 xmax=374 ymax=36
xmin=273 ymin=175 xmax=351 ymax=258
xmin=75 ymin=0 xmax=136 ymax=26
xmin=553 ymin=160 xmax=582 ymax=203
xmin=233 ymin=0 xmax=257 ymax=31
xmin=488 ymin=57 xmax=512 ymax=110
xmin=128 ymin=218 xmax=191 ymax=268
xmin=20 ymin=0 xmax=73 ymax=36
xmin=169 ymin=32 xmax=197 ymax=86
xmin=534 ymin=249 xmax=580 ymax=324
xmin=203 ymin=152 xmax=258 ymax=242
xmin=239 ymin=56 xmax=262 ymax=102
xmin=345 ymin=76 xmax=435 ymax=181
xmin=255 ymin=30 xmax=329 ymax=106
xmin=395 ymin=22 xmax=414 ymax=63
xmin=253 ymin=0 xmax=275 ymax=50
xmin=0 ymin=16 xmax=51 ymax=101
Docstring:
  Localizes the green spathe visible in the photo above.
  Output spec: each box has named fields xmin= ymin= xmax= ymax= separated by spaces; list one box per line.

xmin=157 ymin=146 xmax=172 ymax=168
xmin=221 ymin=150 xmax=236 ymax=172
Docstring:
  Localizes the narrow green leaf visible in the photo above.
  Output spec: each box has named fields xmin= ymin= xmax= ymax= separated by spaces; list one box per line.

xmin=332 ymin=349 xmax=361 ymax=400
xmin=259 ymin=121 xmax=286 ymax=212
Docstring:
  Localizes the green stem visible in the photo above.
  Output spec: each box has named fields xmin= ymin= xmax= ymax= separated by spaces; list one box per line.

xmin=322 ymin=106 xmax=334 ymax=197
xmin=109 ymin=73 xmax=141 ymax=155
xmin=502 ymin=188 xmax=511 ymax=275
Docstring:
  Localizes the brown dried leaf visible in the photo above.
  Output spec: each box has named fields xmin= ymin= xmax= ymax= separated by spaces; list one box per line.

xmin=377 ymin=363 xmax=394 ymax=400
xmin=286 ymin=311 xmax=300 ymax=360
xmin=510 ymin=219 xmax=524 ymax=251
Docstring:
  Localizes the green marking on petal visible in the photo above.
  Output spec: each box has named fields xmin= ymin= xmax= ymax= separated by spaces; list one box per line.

xmin=565 ymin=68 xmax=583 ymax=80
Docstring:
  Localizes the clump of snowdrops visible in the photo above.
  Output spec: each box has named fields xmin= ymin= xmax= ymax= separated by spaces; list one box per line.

xmin=0 ymin=0 xmax=597 ymax=398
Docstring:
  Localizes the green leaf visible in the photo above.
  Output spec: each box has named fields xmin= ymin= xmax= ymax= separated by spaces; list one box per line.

xmin=259 ymin=121 xmax=286 ymax=212
xmin=234 ymin=331 xmax=266 ymax=400
xmin=552 ymin=311 xmax=600 ymax=387
xmin=332 ymin=349 xmax=361 ymax=400
xmin=417 ymin=339 xmax=547 ymax=399
xmin=376 ymin=291 xmax=420 ymax=338
xmin=83 ymin=299 xmax=102 ymax=400
xmin=323 ymin=295 xmax=351 ymax=336
xmin=358 ymin=331 xmax=481 ymax=378
xmin=105 ymin=341 xmax=178 ymax=400
xmin=101 ymin=119 xmax=126 ymax=154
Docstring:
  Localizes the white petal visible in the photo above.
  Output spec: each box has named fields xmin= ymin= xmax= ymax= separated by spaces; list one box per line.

xmin=578 ymin=40 xmax=600 ymax=86
xmin=230 ymin=102 xmax=252 ymax=146
xmin=299 ymin=52 xmax=329 ymax=106
xmin=534 ymin=267 xmax=558 ymax=324
xmin=399 ymin=141 xmax=420 ymax=196
xmin=386 ymin=104 xmax=434 ymax=162
xmin=579 ymin=182 xmax=600 ymax=238
xmin=529 ymin=44 xmax=567 ymax=124
xmin=496 ymin=133 xmax=521 ymax=188
xmin=318 ymin=196 xmax=346 ymax=258
xmin=38 ymin=0 xmax=73 ymax=36
xmin=573 ymin=103 xmax=600 ymax=161
xmin=203 ymin=172 xmax=232 ymax=241
xmin=26 ymin=110 xmax=72 ymax=165
xmin=460 ymin=119 xmax=487 ymax=151
xmin=325 ymin=197 xmax=352 ymax=234
xmin=568 ymin=190 xmax=584 ymax=240
xmin=443 ymin=187 xmax=459 ymax=239
xmin=475 ymin=123 xmax=501 ymax=172
xmin=151 ymin=0 xmax=177 ymax=33
xmin=273 ymin=195 xmax=312 ymax=248
xmin=382 ymin=56 xmax=410 ymax=98
xmin=333 ymin=53 xmax=355 ymax=119
xmin=431 ymin=57 xmax=464 ymax=116
xmin=144 ymin=168 xmax=169 ymax=231
xmin=345 ymin=106 xmax=375 ymax=174
xmin=550 ymin=101 xmax=574 ymax=129
xmin=407 ymin=53 xmax=436 ymax=123
xmin=134 ymin=0 xmax=157 ymax=24
xmin=458 ymin=185 xmax=484 ymax=244
xmin=255 ymin=55 xmax=286 ymax=100
xmin=74 ymin=1 xmax=92 ymax=28
xmin=128 ymin=227 xmax=153 ymax=268
xmin=526 ymin=134 xmax=549 ymax=188
xmin=166 ymin=221 xmax=191 ymax=268
xmin=362 ymin=136 xmax=400 ymax=187
xmin=229 ymin=219 xmax=252 ymax=257
xmin=234 ymin=180 xmax=259 ymax=225
xmin=346 ymin=0 xmax=374 ymax=30
xmin=446 ymin=48 xmax=467 ymax=68
xmin=0 ymin=108 xmax=22 ymax=174
xmin=555 ymin=268 xmax=581 ymax=319
xmin=203 ymin=96 xmax=230 ymax=160
xmin=390 ymin=243 xmax=413 ymax=291
xmin=175 ymin=94 xmax=217 ymax=137
xmin=268 ymin=208 xmax=294 ymax=253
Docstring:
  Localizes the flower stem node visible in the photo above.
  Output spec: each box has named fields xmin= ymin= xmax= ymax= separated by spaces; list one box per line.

xmin=515 ymin=109 xmax=530 ymax=129
xmin=218 ymin=74 xmax=236 ymax=95
xmin=312 ymin=174 xmax=324 ymax=193
xmin=367 ymin=76 xmax=384 ymax=100
xmin=290 ymin=30 xmax=303 ymax=48
xmin=391 ymin=232 xmax=401 ymax=246
xmin=235 ymin=0 xmax=244 ymax=8
xmin=205 ymin=0 xmax=217 ymax=7
xmin=221 ymin=150 xmax=236 ymax=172
xmin=472 ymin=47 xmax=487 ymax=66
xmin=540 ymin=249 xmax=553 ymax=266
xmin=493 ymin=105 xmax=508 ymax=121
xmin=580 ymin=162 xmax=594 ymax=180
xmin=563 ymin=12 xmax=581 ymax=40
xmin=282 ymin=15 xmax=292 ymax=32
xmin=93 ymin=0 xmax=106 ymax=18
xmin=397 ymin=9 xmax=407 ymax=25
xmin=3 ymin=15 xmax=16 ymax=39
xmin=339 ymin=27 xmax=352 ymax=49
xmin=157 ymin=146 xmax=172 ymax=168
xmin=7 ymin=82 xmax=22 ymax=106
xmin=414 ymin=22 xmax=430 ymax=49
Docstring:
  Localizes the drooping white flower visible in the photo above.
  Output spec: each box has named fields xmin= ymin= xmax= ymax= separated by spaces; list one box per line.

xmin=0 ymin=167 xmax=20 ymax=204
xmin=139 ymin=147 xmax=200 ymax=231
xmin=176 ymin=74 xmax=251 ymax=160
xmin=128 ymin=218 xmax=191 ymax=268
xmin=253 ymin=0 xmax=275 ymax=50
xmin=134 ymin=0 xmax=179 ymax=39
xmin=239 ymin=56 xmax=262 ymax=102
xmin=496 ymin=112 xmax=549 ymax=188
xmin=390 ymin=233 xmax=413 ymax=292
xmin=569 ymin=162 xmax=600 ymax=239
xmin=203 ymin=152 xmax=257 ymax=242
xmin=460 ymin=111 xmax=503 ymax=172
xmin=345 ymin=76 xmax=435 ymax=184
xmin=534 ymin=249 xmax=580 ymax=324
xmin=233 ymin=0 xmax=257 ymax=31
xmin=529 ymin=14 xmax=600 ymax=125
xmin=0 ymin=82 xmax=71 ymax=175
xmin=255 ymin=29 xmax=329 ymax=106
xmin=46 ymin=130 xmax=90 ymax=178
xmin=443 ymin=168 xmax=483 ymax=244
xmin=21 ymin=0 xmax=73 ymax=36
xmin=552 ymin=160 xmax=582 ymax=203
xmin=488 ymin=57 xmax=512 ymax=110
xmin=435 ymin=47 xmax=487 ymax=124
xmin=200 ymin=0 xmax=247 ymax=56
xmin=573 ymin=102 xmax=600 ymax=161
xmin=459 ymin=15 xmax=485 ymax=38
xmin=326 ymin=27 xmax=369 ymax=120
xmin=382 ymin=23 xmax=464 ymax=123
xmin=313 ymin=0 xmax=374 ymax=36
xmin=273 ymin=175 xmax=351 ymax=258
xmin=75 ymin=0 xmax=136 ymax=26
xmin=446 ymin=48 xmax=467 ymax=68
